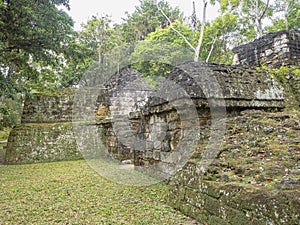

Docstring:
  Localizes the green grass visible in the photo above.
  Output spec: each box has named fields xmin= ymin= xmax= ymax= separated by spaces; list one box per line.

xmin=0 ymin=160 xmax=200 ymax=224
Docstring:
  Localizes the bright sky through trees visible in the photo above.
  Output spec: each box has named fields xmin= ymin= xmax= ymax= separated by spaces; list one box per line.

xmin=67 ymin=0 xmax=220 ymax=30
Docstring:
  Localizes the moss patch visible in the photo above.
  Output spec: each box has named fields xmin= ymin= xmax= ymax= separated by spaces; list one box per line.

xmin=196 ymin=110 xmax=300 ymax=188
xmin=5 ymin=123 xmax=81 ymax=164
xmin=169 ymin=109 xmax=300 ymax=224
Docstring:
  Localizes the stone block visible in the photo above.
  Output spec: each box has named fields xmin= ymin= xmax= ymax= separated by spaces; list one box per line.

xmin=5 ymin=123 xmax=81 ymax=164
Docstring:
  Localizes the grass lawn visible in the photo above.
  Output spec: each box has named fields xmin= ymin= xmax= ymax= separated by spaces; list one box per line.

xmin=0 ymin=160 xmax=200 ymax=224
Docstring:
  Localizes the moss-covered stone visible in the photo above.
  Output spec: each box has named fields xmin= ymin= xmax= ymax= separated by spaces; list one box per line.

xmin=168 ymin=109 xmax=300 ymax=225
xmin=21 ymin=91 xmax=74 ymax=123
xmin=269 ymin=66 xmax=300 ymax=109
xmin=0 ymin=141 xmax=6 ymax=164
xmin=5 ymin=123 xmax=81 ymax=164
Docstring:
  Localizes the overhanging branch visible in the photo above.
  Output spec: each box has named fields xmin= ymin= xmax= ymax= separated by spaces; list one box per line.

xmin=157 ymin=3 xmax=196 ymax=52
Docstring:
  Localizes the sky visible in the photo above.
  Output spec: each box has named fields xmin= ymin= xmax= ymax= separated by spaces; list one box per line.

xmin=67 ymin=0 xmax=220 ymax=30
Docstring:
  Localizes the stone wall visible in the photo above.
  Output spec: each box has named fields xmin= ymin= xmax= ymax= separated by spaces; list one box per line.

xmin=0 ymin=140 xmax=6 ymax=163
xmin=132 ymin=62 xmax=285 ymax=175
xmin=21 ymin=90 xmax=74 ymax=123
xmin=232 ymin=30 xmax=300 ymax=67
xmin=168 ymin=110 xmax=300 ymax=225
xmin=3 ymin=38 xmax=299 ymax=223
xmin=5 ymin=91 xmax=81 ymax=164
xmin=127 ymin=62 xmax=300 ymax=224
xmin=5 ymin=123 xmax=80 ymax=164
xmin=5 ymin=69 xmax=152 ymax=164
xmin=95 ymin=69 xmax=153 ymax=161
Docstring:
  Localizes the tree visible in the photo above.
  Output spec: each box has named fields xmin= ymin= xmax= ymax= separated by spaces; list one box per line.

xmin=202 ymin=13 xmax=238 ymax=63
xmin=0 ymin=0 xmax=75 ymax=95
xmin=0 ymin=0 xmax=75 ymax=129
xmin=131 ymin=13 xmax=238 ymax=78
xmin=78 ymin=15 xmax=123 ymax=65
xmin=130 ymin=21 xmax=195 ymax=80
xmin=219 ymin=0 xmax=273 ymax=38
xmin=246 ymin=0 xmax=271 ymax=37
xmin=157 ymin=0 xmax=218 ymax=62
xmin=267 ymin=0 xmax=300 ymax=31
xmin=119 ymin=0 xmax=183 ymax=44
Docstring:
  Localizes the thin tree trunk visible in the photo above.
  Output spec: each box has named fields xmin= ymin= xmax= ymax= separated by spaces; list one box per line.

xmin=194 ymin=0 xmax=207 ymax=62
xmin=254 ymin=0 xmax=263 ymax=37
xmin=284 ymin=0 xmax=289 ymax=30
xmin=206 ymin=37 xmax=217 ymax=63
xmin=257 ymin=18 xmax=263 ymax=37
xmin=257 ymin=0 xmax=270 ymax=37
xmin=7 ymin=63 xmax=15 ymax=79
xmin=98 ymin=44 xmax=105 ymax=64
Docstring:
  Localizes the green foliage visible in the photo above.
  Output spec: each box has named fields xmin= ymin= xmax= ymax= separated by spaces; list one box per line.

xmin=0 ymin=97 xmax=22 ymax=130
xmin=0 ymin=0 xmax=95 ymax=129
xmin=0 ymin=127 xmax=10 ymax=141
xmin=147 ymin=22 xmax=196 ymax=47
xmin=0 ymin=0 xmax=80 ymax=129
xmin=130 ymin=22 xmax=194 ymax=79
xmin=0 ymin=0 xmax=298 ymax=123
xmin=119 ymin=0 xmax=183 ymax=43
xmin=0 ymin=0 xmax=75 ymax=95
xmin=267 ymin=0 xmax=300 ymax=32
xmin=219 ymin=0 xmax=273 ymax=41
xmin=267 ymin=66 xmax=300 ymax=86
xmin=201 ymin=13 xmax=238 ymax=63
xmin=79 ymin=15 xmax=122 ymax=63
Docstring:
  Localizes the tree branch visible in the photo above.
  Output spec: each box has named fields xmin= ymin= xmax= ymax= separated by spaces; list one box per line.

xmin=157 ymin=3 xmax=196 ymax=52
xmin=206 ymin=37 xmax=217 ymax=63
xmin=259 ymin=0 xmax=270 ymax=21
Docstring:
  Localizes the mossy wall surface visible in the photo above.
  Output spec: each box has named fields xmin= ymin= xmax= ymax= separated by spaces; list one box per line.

xmin=168 ymin=110 xmax=300 ymax=225
xmin=5 ymin=123 xmax=81 ymax=164
xmin=131 ymin=62 xmax=298 ymax=224
xmin=5 ymin=91 xmax=81 ymax=164
xmin=271 ymin=67 xmax=300 ymax=108
xmin=0 ymin=141 xmax=6 ymax=164
xmin=21 ymin=91 xmax=74 ymax=123
xmin=133 ymin=62 xmax=285 ymax=173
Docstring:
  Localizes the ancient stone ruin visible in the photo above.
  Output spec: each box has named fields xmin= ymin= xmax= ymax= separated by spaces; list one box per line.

xmin=5 ymin=90 xmax=81 ymax=164
xmin=4 ymin=30 xmax=300 ymax=224
xmin=233 ymin=30 xmax=300 ymax=67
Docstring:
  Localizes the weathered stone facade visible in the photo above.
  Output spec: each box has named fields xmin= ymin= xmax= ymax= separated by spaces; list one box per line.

xmin=233 ymin=30 xmax=300 ymax=67
xmin=168 ymin=110 xmax=300 ymax=225
xmin=95 ymin=69 xmax=153 ymax=161
xmin=5 ymin=91 xmax=81 ymax=164
xmin=21 ymin=91 xmax=74 ymax=123
xmin=132 ymin=62 xmax=285 ymax=174
xmin=130 ymin=62 xmax=299 ymax=224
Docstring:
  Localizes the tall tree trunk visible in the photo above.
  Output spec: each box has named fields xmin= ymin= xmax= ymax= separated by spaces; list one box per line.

xmin=284 ymin=0 xmax=289 ymax=30
xmin=255 ymin=0 xmax=270 ymax=37
xmin=191 ymin=1 xmax=198 ymax=31
xmin=206 ymin=37 xmax=217 ymax=63
xmin=256 ymin=17 xmax=263 ymax=37
xmin=157 ymin=3 xmax=196 ymax=53
xmin=194 ymin=0 xmax=207 ymax=62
